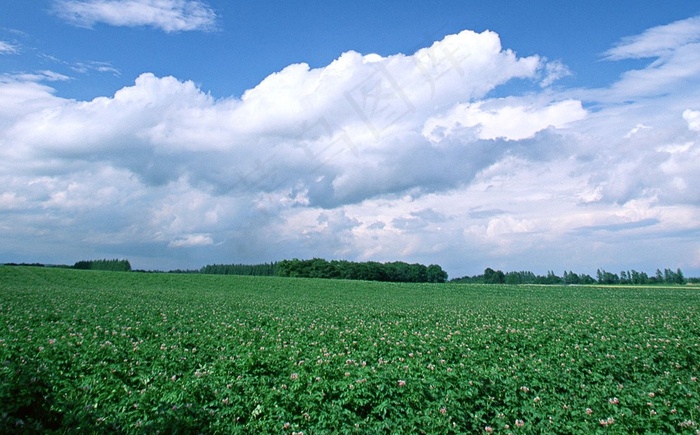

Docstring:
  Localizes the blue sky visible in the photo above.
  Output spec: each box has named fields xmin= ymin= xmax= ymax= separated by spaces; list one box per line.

xmin=1 ymin=1 xmax=700 ymax=277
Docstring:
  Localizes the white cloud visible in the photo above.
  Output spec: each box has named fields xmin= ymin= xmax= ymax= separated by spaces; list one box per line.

xmin=72 ymin=61 xmax=121 ymax=76
xmin=624 ymin=123 xmax=651 ymax=139
xmin=684 ymin=109 xmax=700 ymax=131
xmin=168 ymin=234 xmax=214 ymax=248
xmin=0 ymin=41 xmax=18 ymax=54
xmin=592 ymin=15 xmax=700 ymax=101
xmin=0 ymin=25 xmax=699 ymax=275
xmin=603 ymin=16 xmax=700 ymax=60
xmin=422 ymin=98 xmax=586 ymax=142
xmin=1 ymin=70 xmax=71 ymax=84
xmin=539 ymin=60 xmax=571 ymax=87
xmin=53 ymin=0 xmax=217 ymax=32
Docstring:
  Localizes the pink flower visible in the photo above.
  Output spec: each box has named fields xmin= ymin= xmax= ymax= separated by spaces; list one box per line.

xmin=290 ymin=373 xmax=298 ymax=380
xmin=609 ymin=397 xmax=619 ymax=405
xmin=586 ymin=408 xmax=593 ymax=415
xmin=515 ymin=419 xmax=524 ymax=428
xmin=485 ymin=426 xmax=493 ymax=434
xmin=439 ymin=407 xmax=447 ymax=414
xmin=398 ymin=380 xmax=406 ymax=387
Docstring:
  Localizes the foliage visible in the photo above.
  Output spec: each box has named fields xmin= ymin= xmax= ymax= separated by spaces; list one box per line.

xmin=198 ymin=263 xmax=279 ymax=276
xmin=454 ymin=267 xmax=687 ymax=285
xmin=73 ymin=259 xmax=131 ymax=272
xmin=1 ymin=266 xmax=699 ymax=433
xmin=277 ymin=258 xmax=448 ymax=283
xmin=2 ymin=262 xmax=46 ymax=268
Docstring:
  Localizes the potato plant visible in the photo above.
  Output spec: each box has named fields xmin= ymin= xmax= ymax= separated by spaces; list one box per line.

xmin=1 ymin=266 xmax=699 ymax=433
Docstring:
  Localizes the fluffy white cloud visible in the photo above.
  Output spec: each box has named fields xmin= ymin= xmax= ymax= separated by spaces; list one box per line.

xmin=1 ymin=25 xmax=699 ymax=275
xmin=684 ymin=109 xmax=700 ymax=131
xmin=422 ymin=97 xmax=586 ymax=142
xmin=53 ymin=0 xmax=217 ymax=32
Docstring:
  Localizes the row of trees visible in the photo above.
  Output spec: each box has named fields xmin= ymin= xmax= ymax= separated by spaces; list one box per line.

xmin=197 ymin=263 xmax=278 ymax=276
xmin=276 ymin=258 xmax=448 ymax=283
xmin=6 ymin=259 xmax=696 ymax=285
xmin=452 ymin=267 xmax=691 ymax=285
xmin=72 ymin=259 xmax=132 ymax=272
xmin=596 ymin=268 xmax=686 ymax=285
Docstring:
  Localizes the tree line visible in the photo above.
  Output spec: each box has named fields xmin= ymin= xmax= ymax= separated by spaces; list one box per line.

xmin=451 ymin=267 xmax=693 ymax=285
xmin=72 ymin=259 xmax=132 ymax=272
xmin=4 ymin=260 xmax=697 ymax=285
xmin=197 ymin=262 xmax=279 ymax=276
xmin=276 ymin=258 xmax=449 ymax=283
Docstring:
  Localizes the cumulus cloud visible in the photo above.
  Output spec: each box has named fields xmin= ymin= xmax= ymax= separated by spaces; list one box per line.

xmin=422 ymin=97 xmax=586 ymax=142
xmin=0 ymin=25 xmax=699 ymax=275
xmin=53 ymin=0 xmax=218 ymax=32
xmin=4 ymin=30 xmax=547 ymax=205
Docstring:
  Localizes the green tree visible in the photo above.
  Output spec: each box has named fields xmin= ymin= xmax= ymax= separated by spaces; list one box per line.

xmin=483 ymin=268 xmax=505 ymax=284
xmin=426 ymin=264 xmax=448 ymax=283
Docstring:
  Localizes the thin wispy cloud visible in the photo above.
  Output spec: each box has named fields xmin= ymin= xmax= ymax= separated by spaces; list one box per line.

xmin=168 ymin=234 xmax=214 ymax=248
xmin=71 ymin=61 xmax=121 ymax=76
xmin=603 ymin=15 xmax=700 ymax=60
xmin=0 ymin=41 xmax=18 ymax=54
xmin=1 ymin=70 xmax=71 ymax=83
xmin=53 ymin=0 xmax=218 ymax=32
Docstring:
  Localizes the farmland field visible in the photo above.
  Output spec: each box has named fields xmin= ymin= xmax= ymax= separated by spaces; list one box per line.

xmin=1 ymin=266 xmax=699 ymax=433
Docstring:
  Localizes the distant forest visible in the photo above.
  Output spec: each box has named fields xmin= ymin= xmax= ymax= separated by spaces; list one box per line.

xmin=195 ymin=262 xmax=278 ymax=276
xmin=174 ymin=259 xmax=449 ymax=283
xmin=276 ymin=258 xmax=449 ymax=283
xmin=4 ymin=260 xmax=698 ymax=285
xmin=451 ymin=267 xmax=695 ymax=285
xmin=4 ymin=259 xmax=133 ymax=272
xmin=73 ymin=259 xmax=132 ymax=272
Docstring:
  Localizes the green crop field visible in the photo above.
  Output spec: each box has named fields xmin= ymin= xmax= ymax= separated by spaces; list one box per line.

xmin=1 ymin=266 xmax=699 ymax=433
